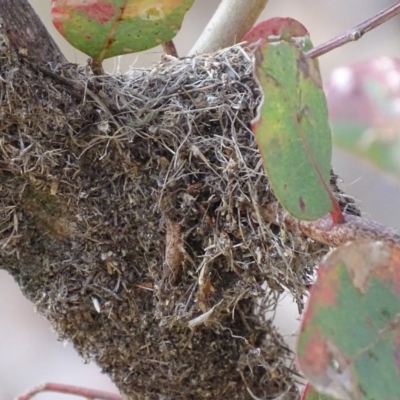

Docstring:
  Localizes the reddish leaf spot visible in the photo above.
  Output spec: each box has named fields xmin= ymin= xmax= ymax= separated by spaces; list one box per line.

xmin=314 ymin=266 xmax=339 ymax=306
xmin=243 ymin=17 xmax=308 ymax=44
xmin=302 ymin=266 xmax=339 ymax=327
xmin=51 ymin=7 xmax=65 ymax=34
xmin=76 ymin=3 xmax=116 ymax=25
xmin=300 ymin=329 xmax=331 ymax=376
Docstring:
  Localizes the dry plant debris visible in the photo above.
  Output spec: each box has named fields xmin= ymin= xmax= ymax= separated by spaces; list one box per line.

xmin=0 ymin=36 xmax=359 ymax=400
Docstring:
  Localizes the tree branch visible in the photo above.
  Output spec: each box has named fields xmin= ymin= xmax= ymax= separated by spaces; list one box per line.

xmin=0 ymin=0 xmax=66 ymax=64
xmin=306 ymin=1 xmax=400 ymax=59
xmin=189 ymin=0 xmax=269 ymax=55
xmin=262 ymin=202 xmax=400 ymax=249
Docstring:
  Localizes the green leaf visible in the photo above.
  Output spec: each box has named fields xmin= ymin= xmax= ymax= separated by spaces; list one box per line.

xmin=51 ymin=0 xmax=194 ymax=62
xmin=297 ymin=240 xmax=400 ymax=400
xmin=251 ymin=19 xmax=336 ymax=221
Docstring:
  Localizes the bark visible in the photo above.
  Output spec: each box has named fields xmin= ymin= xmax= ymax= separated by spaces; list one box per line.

xmin=0 ymin=0 xmax=66 ymax=64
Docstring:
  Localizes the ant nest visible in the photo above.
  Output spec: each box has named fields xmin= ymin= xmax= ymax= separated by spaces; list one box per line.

xmin=0 ymin=43 xmax=359 ymax=399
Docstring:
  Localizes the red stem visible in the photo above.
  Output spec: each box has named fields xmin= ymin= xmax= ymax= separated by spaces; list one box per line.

xmin=261 ymin=202 xmax=400 ymax=249
xmin=15 ymin=383 xmax=123 ymax=400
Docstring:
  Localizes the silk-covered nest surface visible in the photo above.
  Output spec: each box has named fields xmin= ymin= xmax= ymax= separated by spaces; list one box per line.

xmin=0 ymin=37 xmax=359 ymax=400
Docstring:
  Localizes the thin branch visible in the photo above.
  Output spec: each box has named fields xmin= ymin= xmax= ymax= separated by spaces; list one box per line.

xmin=261 ymin=202 xmax=400 ymax=249
xmin=306 ymin=1 xmax=400 ymax=59
xmin=15 ymin=383 xmax=122 ymax=400
xmin=189 ymin=0 xmax=269 ymax=56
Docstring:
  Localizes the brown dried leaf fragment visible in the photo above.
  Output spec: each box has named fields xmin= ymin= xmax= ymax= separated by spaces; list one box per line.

xmin=164 ymin=217 xmax=185 ymax=283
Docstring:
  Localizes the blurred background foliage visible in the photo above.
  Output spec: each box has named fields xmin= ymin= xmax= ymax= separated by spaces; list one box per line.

xmin=1 ymin=1 xmax=399 ymax=399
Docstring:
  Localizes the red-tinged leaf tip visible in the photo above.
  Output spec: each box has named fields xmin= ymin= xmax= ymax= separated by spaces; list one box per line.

xmin=243 ymin=17 xmax=308 ymax=44
xmin=329 ymin=196 xmax=345 ymax=225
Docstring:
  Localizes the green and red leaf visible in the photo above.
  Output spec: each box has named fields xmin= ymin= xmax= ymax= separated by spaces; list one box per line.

xmin=51 ymin=0 xmax=194 ymax=62
xmin=251 ymin=18 xmax=342 ymax=221
xmin=297 ymin=241 xmax=400 ymax=399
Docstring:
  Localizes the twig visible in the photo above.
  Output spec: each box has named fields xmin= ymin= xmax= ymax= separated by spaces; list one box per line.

xmin=15 ymin=382 xmax=122 ymax=400
xmin=162 ymin=40 xmax=178 ymax=57
xmin=189 ymin=0 xmax=269 ymax=55
xmin=306 ymin=1 xmax=400 ymax=59
xmin=261 ymin=202 xmax=400 ymax=249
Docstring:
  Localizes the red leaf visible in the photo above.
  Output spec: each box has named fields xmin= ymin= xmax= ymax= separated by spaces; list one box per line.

xmin=243 ymin=17 xmax=308 ymax=44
